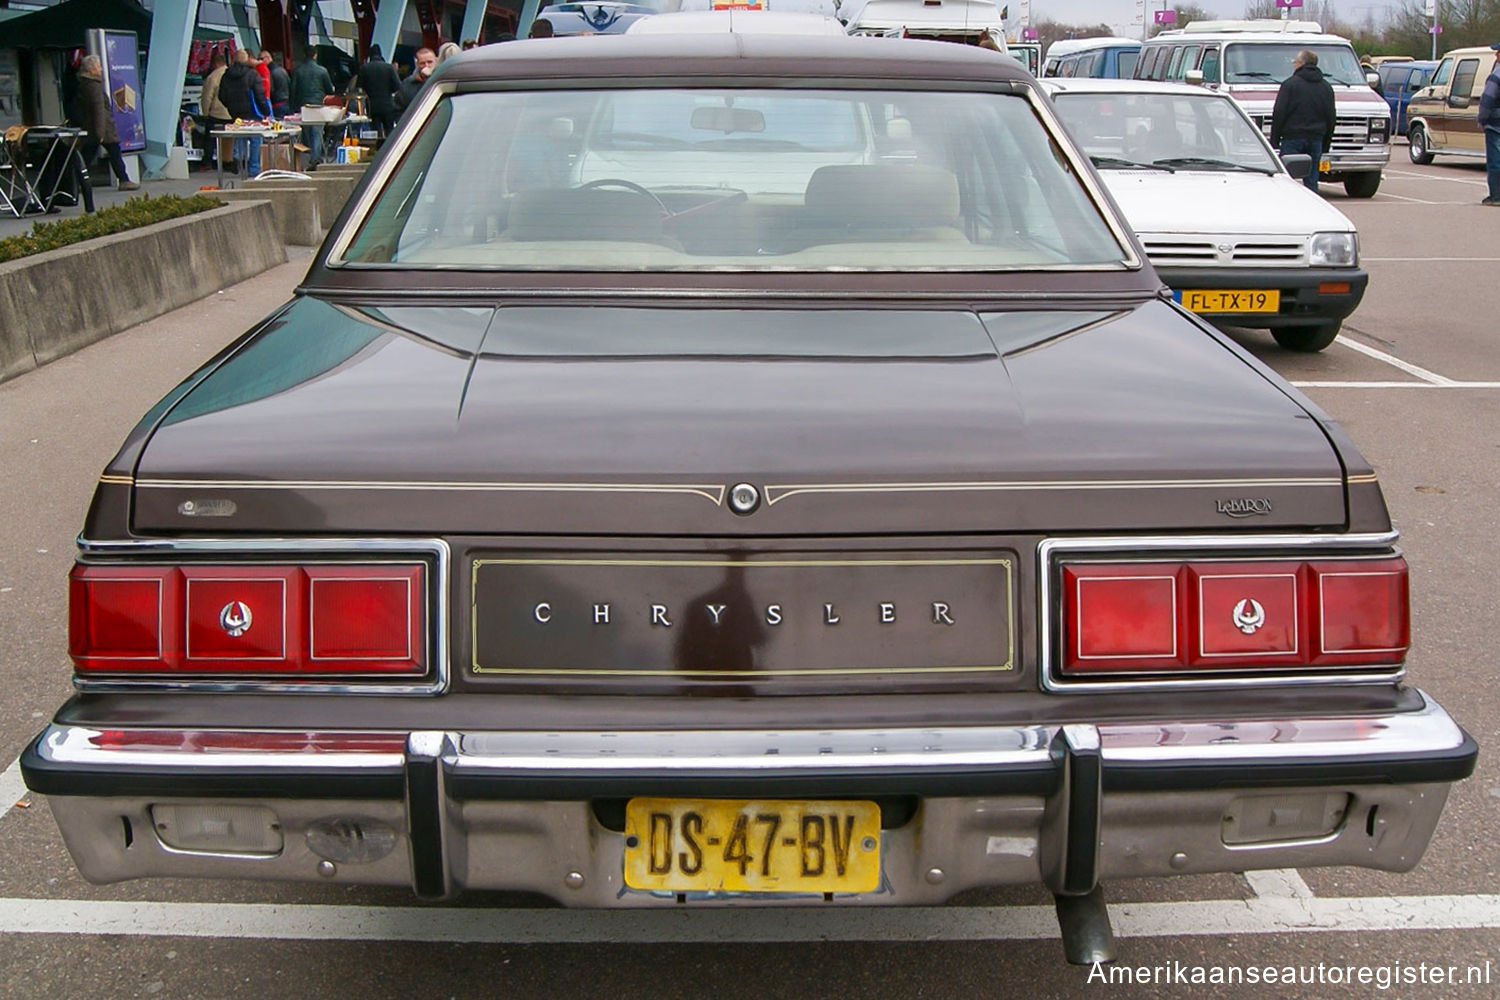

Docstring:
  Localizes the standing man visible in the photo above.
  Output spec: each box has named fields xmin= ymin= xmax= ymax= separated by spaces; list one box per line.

xmin=75 ymin=55 xmax=138 ymax=190
xmin=1270 ymin=49 xmax=1336 ymax=193
xmin=355 ymin=44 xmax=403 ymax=138
xmin=222 ymin=49 xmax=270 ymax=177
xmin=397 ymin=47 xmax=437 ymax=117
xmin=1478 ymin=42 xmax=1500 ymax=206
xmin=290 ymin=47 xmax=334 ymax=171
xmin=199 ymin=52 xmax=232 ymax=167
xmin=265 ymin=51 xmax=292 ymax=118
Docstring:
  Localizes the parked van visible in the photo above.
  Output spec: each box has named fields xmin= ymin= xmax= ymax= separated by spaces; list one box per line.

xmin=1007 ymin=41 xmax=1041 ymax=76
xmin=1135 ymin=20 xmax=1391 ymax=197
xmin=1404 ymin=45 xmax=1497 ymax=164
xmin=847 ymin=1 xmax=1041 ymax=76
xmin=1377 ymin=59 xmax=1438 ymax=135
xmin=1041 ymin=37 xmax=1141 ymax=78
xmin=846 ymin=0 xmax=1002 ymax=45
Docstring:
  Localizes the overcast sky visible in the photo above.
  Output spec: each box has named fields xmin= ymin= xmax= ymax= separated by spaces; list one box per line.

xmin=779 ymin=0 xmax=1400 ymax=39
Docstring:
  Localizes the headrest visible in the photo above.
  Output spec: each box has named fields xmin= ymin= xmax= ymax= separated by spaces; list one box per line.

xmin=803 ymin=164 xmax=961 ymax=228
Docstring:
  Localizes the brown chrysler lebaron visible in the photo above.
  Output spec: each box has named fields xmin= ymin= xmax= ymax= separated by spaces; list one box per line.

xmin=22 ymin=34 xmax=1475 ymax=963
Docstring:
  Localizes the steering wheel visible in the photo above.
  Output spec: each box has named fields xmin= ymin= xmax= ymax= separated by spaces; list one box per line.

xmin=577 ymin=178 xmax=671 ymax=217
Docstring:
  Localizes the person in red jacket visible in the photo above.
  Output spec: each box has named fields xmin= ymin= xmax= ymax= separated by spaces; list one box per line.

xmin=255 ymin=52 xmax=274 ymax=116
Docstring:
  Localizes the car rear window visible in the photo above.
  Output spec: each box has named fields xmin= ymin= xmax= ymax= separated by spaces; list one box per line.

xmin=338 ymin=87 xmax=1128 ymax=272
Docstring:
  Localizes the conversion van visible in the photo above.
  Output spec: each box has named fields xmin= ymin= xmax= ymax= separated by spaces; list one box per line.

xmin=1404 ymin=45 xmax=1498 ymax=164
xmin=1041 ymin=37 xmax=1142 ymax=78
xmin=1135 ymin=20 xmax=1391 ymax=197
xmin=847 ymin=0 xmax=1002 ymax=44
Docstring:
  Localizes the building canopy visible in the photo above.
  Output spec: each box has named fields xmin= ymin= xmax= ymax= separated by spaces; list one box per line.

xmin=2 ymin=0 xmax=233 ymax=49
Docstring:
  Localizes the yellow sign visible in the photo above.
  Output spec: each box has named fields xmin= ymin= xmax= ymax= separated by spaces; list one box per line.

xmin=1177 ymin=289 xmax=1281 ymax=314
xmin=624 ymin=798 xmax=881 ymax=893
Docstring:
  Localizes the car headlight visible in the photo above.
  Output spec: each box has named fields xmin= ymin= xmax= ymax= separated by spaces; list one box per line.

xmin=1309 ymin=232 xmax=1358 ymax=267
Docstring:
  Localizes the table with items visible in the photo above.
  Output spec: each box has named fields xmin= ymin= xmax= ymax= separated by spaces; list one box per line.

xmin=0 ymin=125 xmax=89 ymax=217
xmin=208 ymin=123 xmax=297 ymax=187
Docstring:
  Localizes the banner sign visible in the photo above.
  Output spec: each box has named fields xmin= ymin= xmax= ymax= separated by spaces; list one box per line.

xmin=87 ymin=30 xmax=145 ymax=153
xmin=1275 ymin=0 xmax=1303 ymax=8
xmin=1154 ymin=9 xmax=1177 ymax=24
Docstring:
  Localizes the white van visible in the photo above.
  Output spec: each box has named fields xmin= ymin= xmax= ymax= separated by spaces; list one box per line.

xmin=847 ymin=0 xmax=1002 ymax=45
xmin=1135 ymin=20 xmax=1391 ymax=198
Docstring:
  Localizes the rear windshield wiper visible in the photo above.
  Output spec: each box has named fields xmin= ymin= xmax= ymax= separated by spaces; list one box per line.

xmin=1088 ymin=154 xmax=1175 ymax=172
xmin=1151 ymin=156 xmax=1275 ymax=174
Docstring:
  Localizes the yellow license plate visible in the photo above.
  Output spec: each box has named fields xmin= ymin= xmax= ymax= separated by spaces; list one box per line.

xmin=623 ymin=797 xmax=881 ymax=893
xmin=1319 ymin=159 xmax=1331 ymax=172
xmin=1178 ymin=289 xmax=1281 ymax=314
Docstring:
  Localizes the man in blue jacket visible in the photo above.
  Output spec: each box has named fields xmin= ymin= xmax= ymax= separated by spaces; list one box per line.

xmin=1478 ymin=43 xmax=1500 ymax=205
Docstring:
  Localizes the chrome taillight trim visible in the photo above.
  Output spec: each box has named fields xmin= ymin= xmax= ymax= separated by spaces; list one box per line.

xmin=71 ymin=537 xmax=451 ymax=696
xmin=1038 ymin=532 xmax=1405 ymax=694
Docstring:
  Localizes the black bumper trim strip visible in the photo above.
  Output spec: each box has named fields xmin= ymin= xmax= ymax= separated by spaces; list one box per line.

xmin=1061 ymin=728 xmax=1102 ymax=896
xmin=404 ymin=735 xmax=450 ymax=900
xmin=1101 ymin=735 xmax=1479 ymax=793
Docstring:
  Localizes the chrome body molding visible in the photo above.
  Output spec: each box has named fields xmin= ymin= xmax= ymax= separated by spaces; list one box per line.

xmin=25 ymin=695 xmax=1471 ymax=897
xmin=764 ymin=477 xmax=1340 ymax=506
xmin=134 ymin=479 xmax=730 ymax=506
xmin=71 ymin=537 xmax=451 ymax=696
xmin=33 ymin=698 xmax=1460 ymax=776
xmin=1037 ymin=531 xmax=1405 ymax=694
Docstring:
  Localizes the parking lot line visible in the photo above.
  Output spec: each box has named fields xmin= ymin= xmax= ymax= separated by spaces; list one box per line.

xmin=0 ymin=760 xmax=26 ymax=823
xmin=0 ymin=892 xmax=1497 ymax=943
xmin=1383 ymin=168 xmax=1486 ymax=186
xmin=1370 ymin=191 xmax=1449 ymax=204
xmin=1245 ymin=869 xmax=1314 ymax=900
xmin=1335 ymin=336 xmax=1456 ymax=385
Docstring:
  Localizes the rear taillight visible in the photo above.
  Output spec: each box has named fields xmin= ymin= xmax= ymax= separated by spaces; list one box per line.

xmin=70 ymin=563 xmax=427 ymax=677
xmin=1060 ymin=557 xmax=1407 ymax=676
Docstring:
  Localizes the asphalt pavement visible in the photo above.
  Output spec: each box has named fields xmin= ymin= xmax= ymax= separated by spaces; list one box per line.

xmin=0 ymin=153 xmax=1497 ymax=998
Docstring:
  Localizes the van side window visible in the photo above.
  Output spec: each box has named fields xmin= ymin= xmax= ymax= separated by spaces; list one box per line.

xmin=1452 ymin=58 xmax=1479 ymax=99
xmin=1151 ymin=46 xmax=1171 ymax=81
xmin=1117 ymin=49 xmax=1139 ymax=77
xmin=1178 ymin=45 xmax=1202 ymax=81
xmin=1166 ymin=46 xmax=1187 ymax=80
xmin=1432 ymin=58 xmax=1454 ymax=87
xmin=1135 ymin=46 xmax=1156 ymax=79
xmin=1200 ymin=47 xmax=1221 ymax=83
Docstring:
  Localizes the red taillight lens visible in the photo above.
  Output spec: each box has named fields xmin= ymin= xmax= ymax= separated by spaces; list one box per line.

xmin=70 ymin=562 xmax=427 ymax=678
xmin=1060 ymin=556 xmax=1408 ymax=677
xmin=70 ymin=568 xmax=175 ymax=669
xmin=307 ymin=567 xmax=424 ymax=666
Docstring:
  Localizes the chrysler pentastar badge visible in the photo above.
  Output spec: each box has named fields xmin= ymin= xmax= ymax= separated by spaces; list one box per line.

xmin=219 ymin=601 xmax=253 ymax=637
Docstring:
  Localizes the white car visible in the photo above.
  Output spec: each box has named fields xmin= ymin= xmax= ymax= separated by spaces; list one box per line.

xmin=1044 ymin=78 xmax=1366 ymax=352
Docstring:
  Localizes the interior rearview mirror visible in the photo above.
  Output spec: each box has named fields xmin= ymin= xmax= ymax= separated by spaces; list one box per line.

xmin=690 ymin=106 xmax=766 ymax=134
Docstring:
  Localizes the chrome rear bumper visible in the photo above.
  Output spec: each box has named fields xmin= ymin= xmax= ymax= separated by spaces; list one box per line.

xmin=23 ymin=693 xmax=1475 ymax=904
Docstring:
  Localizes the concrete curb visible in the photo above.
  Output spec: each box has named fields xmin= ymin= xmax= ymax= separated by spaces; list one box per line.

xmin=245 ymin=174 xmax=358 ymax=232
xmin=212 ymin=188 xmax=323 ymax=246
xmin=0 ymin=201 xmax=284 ymax=384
